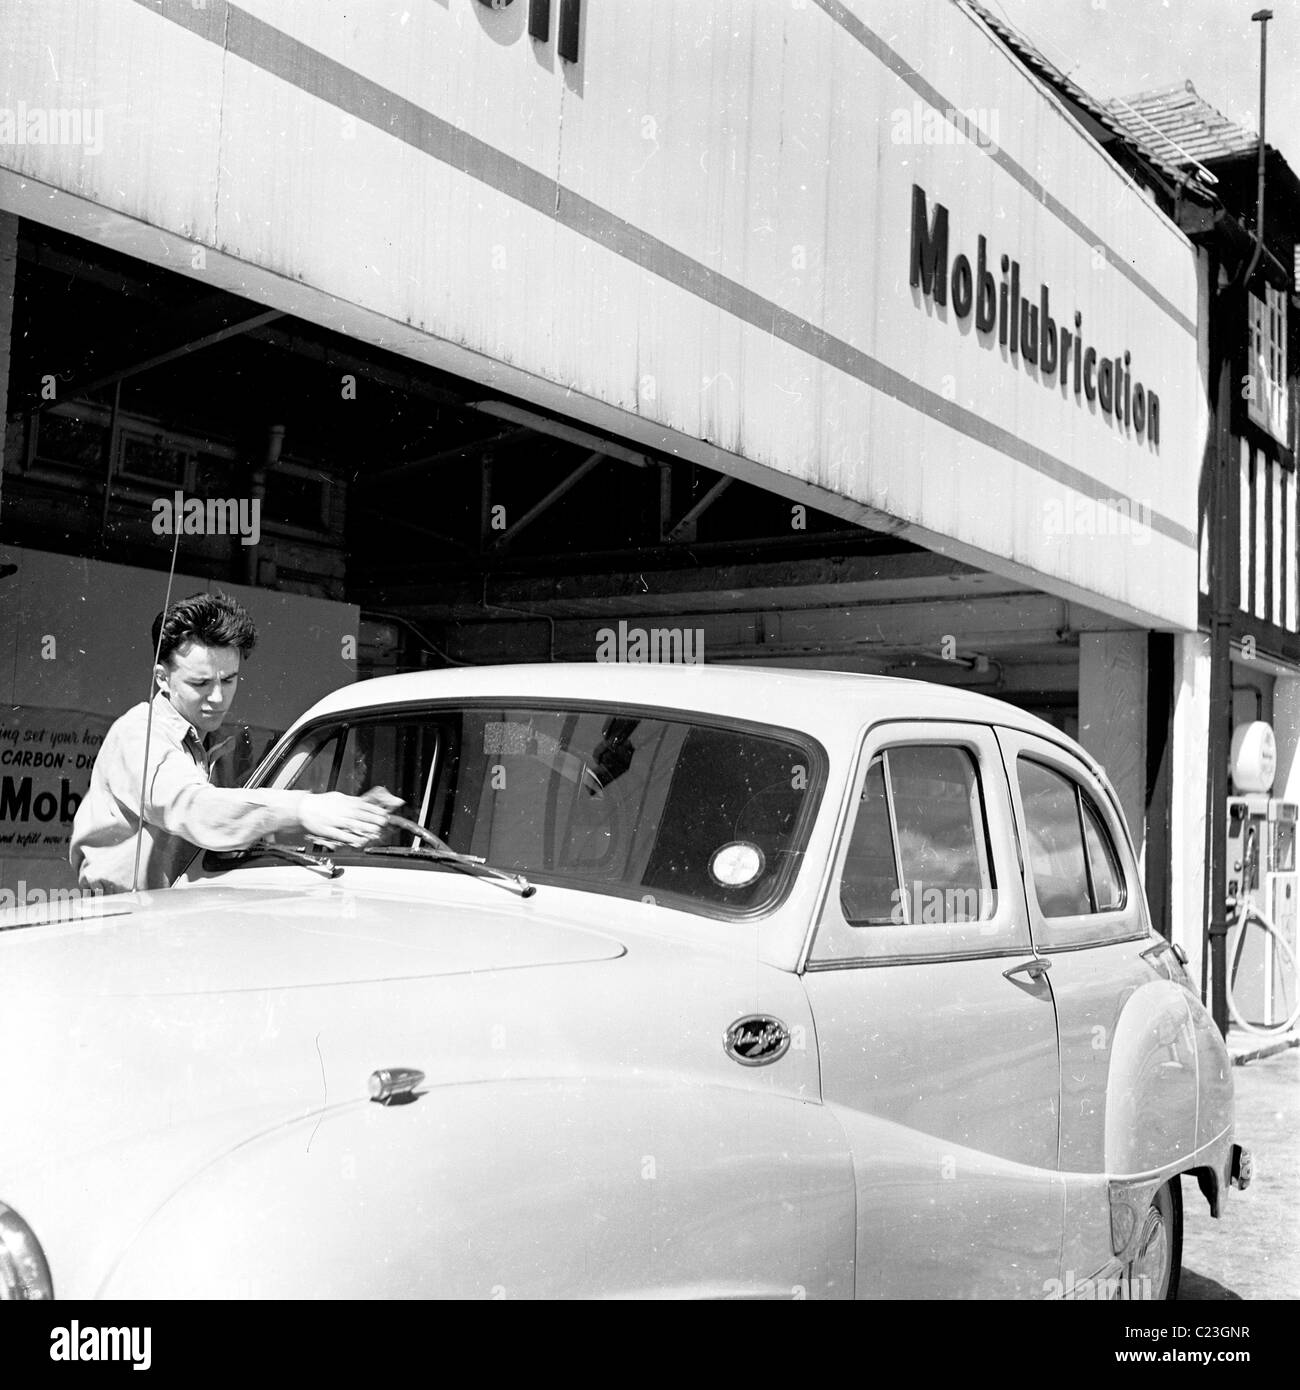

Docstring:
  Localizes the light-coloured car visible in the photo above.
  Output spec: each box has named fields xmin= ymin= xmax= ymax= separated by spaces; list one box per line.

xmin=0 ymin=665 xmax=1249 ymax=1300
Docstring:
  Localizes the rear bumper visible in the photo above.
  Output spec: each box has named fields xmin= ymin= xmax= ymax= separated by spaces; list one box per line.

xmin=1230 ymin=1143 xmax=1253 ymax=1191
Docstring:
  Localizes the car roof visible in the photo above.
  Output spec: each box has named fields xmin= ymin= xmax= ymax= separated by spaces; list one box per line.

xmin=300 ymin=663 xmax=1081 ymax=754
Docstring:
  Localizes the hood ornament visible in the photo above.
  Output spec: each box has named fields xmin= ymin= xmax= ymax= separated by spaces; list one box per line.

xmin=368 ymin=1067 xmax=425 ymax=1105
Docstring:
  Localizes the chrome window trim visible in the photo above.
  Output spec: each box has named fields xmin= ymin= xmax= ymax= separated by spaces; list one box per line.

xmin=880 ymin=752 xmax=908 ymax=924
xmin=803 ymin=941 xmax=1037 ymax=971
xmin=1079 ymin=791 xmax=1128 ymax=913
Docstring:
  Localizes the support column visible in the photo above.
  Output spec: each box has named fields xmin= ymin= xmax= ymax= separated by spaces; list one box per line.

xmin=1144 ymin=633 xmax=1176 ymax=940
xmin=1273 ymin=674 xmax=1300 ymax=805
xmin=0 ymin=211 xmax=18 ymax=501
xmin=1171 ymin=632 xmax=1212 ymax=989
xmin=1078 ymin=631 xmax=1148 ymax=867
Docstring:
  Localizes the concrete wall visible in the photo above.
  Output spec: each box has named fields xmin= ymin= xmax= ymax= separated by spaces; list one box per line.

xmin=1273 ymin=676 xmax=1300 ymax=806
xmin=0 ymin=543 xmax=359 ymax=893
xmin=1078 ymin=631 xmax=1147 ymax=866
xmin=0 ymin=211 xmax=15 ymax=441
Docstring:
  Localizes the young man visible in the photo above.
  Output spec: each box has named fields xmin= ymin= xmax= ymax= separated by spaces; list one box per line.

xmin=71 ymin=591 xmax=393 ymax=894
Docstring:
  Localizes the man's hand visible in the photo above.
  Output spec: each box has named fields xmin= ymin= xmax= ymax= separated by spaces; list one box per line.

xmin=298 ymin=791 xmax=392 ymax=847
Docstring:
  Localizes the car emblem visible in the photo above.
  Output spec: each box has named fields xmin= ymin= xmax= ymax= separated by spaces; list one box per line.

xmin=724 ymin=1015 xmax=791 ymax=1067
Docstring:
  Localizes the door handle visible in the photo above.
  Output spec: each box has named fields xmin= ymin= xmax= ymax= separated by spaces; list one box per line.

xmin=1003 ymin=956 xmax=1052 ymax=982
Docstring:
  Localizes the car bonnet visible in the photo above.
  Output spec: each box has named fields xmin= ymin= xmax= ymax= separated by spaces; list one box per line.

xmin=0 ymin=880 xmax=627 ymax=995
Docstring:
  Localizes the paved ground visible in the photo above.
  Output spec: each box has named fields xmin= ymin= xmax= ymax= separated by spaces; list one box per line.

xmin=1179 ymin=1037 xmax=1299 ymax=1300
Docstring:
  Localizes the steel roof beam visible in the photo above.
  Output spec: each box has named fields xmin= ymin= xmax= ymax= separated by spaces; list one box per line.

xmin=489 ymin=451 xmax=606 ymax=551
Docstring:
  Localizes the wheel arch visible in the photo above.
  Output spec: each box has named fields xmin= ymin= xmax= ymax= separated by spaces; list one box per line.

xmin=1104 ymin=979 xmax=1226 ymax=1175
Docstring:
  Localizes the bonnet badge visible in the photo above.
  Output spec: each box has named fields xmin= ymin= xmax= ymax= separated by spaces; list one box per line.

xmin=724 ymin=1015 xmax=791 ymax=1067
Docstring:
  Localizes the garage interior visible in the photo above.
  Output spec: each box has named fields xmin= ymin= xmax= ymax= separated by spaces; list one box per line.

xmin=2 ymin=220 xmax=1117 ymax=735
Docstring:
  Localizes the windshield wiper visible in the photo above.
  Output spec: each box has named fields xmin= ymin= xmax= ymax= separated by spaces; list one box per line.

xmin=205 ymin=841 xmax=341 ymax=879
xmin=365 ymin=814 xmax=536 ymax=898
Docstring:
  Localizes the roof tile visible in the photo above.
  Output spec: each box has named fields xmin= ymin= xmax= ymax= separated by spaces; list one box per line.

xmin=1104 ymin=81 xmax=1259 ymax=166
xmin=960 ymin=1 xmax=1214 ymax=193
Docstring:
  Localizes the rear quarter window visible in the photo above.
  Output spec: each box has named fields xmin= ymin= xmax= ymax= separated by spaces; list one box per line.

xmin=1009 ymin=743 xmax=1144 ymax=950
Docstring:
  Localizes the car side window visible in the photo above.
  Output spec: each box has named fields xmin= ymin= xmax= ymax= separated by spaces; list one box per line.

xmin=811 ymin=723 xmax=1028 ymax=965
xmin=1017 ymin=758 xmax=1127 ymax=917
xmin=839 ymin=756 xmax=896 ymax=922
xmin=268 ymin=718 xmax=443 ymax=849
xmin=1081 ymin=795 xmax=1126 ymax=911
xmin=840 ymin=745 xmax=995 ymax=926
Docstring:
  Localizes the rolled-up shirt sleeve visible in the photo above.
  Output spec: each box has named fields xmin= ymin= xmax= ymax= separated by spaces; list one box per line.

xmin=146 ymin=742 xmax=306 ymax=850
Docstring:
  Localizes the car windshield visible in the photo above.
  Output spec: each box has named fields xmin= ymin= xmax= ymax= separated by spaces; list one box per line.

xmin=249 ymin=702 xmax=824 ymax=915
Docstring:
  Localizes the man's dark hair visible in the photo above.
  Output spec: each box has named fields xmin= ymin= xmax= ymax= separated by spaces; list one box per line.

xmin=152 ymin=591 xmax=257 ymax=667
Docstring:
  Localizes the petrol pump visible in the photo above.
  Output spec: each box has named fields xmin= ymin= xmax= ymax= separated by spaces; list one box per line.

xmin=1226 ymin=720 xmax=1299 ymax=1024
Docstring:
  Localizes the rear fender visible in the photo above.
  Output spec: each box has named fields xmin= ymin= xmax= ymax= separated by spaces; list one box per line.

xmin=1187 ymin=978 xmax=1237 ymax=1217
xmin=1104 ymin=979 xmax=1203 ymax=1175
xmin=1061 ymin=974 xmax=1235 ymax=1282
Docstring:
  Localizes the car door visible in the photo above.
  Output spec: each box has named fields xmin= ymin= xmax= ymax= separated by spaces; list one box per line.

xmin=996 ymin=727 xmax=1201 ymax=1283
xmin=802 ymin=721 xmax=1064 ymax=1298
